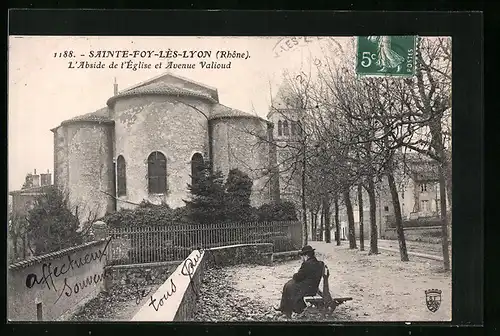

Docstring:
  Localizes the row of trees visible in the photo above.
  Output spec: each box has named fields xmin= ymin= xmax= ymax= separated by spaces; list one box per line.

xmin=252 ymin=36 xmax=452 ymax=270
xmin=8 ymin=166 xmax=299 ymax=261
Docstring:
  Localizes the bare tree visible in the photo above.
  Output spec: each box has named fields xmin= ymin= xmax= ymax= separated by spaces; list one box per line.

xmin=333 ymin=194 xmax=341 ymax=245
xmin=357 ymin=184 xmax=365 ymax=251
xmin=403 ymin=37 xmax=452 ymax=270
xmin=310 ymin=42 xmax=417 ymax=260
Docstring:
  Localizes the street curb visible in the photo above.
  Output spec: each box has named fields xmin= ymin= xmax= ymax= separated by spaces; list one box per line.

xmin=378 ymin=246 xmax=444 ymax=262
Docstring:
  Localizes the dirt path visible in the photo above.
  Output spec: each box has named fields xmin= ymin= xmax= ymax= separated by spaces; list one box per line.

xmin=230 ymin=242 xmax=451 ymax=322
xmin=193 ymin=267 xmax=351 ymax=322
xmin=69 ymin=283 xmax=162 ymax=321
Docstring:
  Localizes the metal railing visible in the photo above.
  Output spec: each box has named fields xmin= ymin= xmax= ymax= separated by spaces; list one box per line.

xmin=106 ymin=221 xmax=301 ymax=265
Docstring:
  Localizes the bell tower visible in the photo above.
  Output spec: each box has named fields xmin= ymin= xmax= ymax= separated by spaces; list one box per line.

xmin=267 ymin=84 xmax=304 ymax=208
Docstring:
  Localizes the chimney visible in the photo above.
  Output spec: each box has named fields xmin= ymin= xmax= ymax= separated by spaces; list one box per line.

xmin=40 ymin=170 xmax=52 ymax=186
xmin=32 ymin=172 xmax=40 ymax=188
xmin=114 ymin=77 xmax=118 ymax=95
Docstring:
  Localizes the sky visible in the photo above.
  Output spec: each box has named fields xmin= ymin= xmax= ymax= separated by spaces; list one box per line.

xmin=8 ymin=36 xmax=349 ymax=192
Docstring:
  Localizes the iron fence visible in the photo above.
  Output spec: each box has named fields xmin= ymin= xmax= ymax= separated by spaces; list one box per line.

xmin=106 ymin=221 xmax=302 ymax=265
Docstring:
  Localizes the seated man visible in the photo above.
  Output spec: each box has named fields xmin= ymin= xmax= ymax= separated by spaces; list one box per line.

xmin=275 ymin=245 xmax=324 ymax=317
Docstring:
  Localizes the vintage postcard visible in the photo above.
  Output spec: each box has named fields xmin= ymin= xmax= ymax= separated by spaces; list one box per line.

xmin=8 ymin=35 xmax=452 ymax=322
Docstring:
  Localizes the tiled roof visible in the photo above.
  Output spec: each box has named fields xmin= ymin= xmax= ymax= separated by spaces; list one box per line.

xmin=406 ymin=159 xmax=440 ymax=181
xmin=120 ymin=72 xmax=219 ymax=100
xmin=210 ymin=104 xmax=268 ymax=123
xmin=107 ymin=81 xmax=217 ymax=106
xmin=9 ymin=185 xmax=52 ymax=196
xmin=60 ymin=107 xmax=113 ymax=126
xmin=267 ymin=83 xmax=303 ymax=119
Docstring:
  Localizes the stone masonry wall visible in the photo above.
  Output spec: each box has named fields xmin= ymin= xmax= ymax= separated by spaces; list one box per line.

xmin=56 ymin=123 xmax=114 ymax=222
xmin=205 ymin=243 xmax=274 ymax=267
xmin=211 ymin=117 xmax=271 ymax=207
xmin=104 ymin=261 xmax=179 ymax=289
xmin=112 ymin=95 xmax=210 ymax=209
xmin=381 ymin=226 xmax=445 ymax=244
xmin=53 ymin=126 xmax=68 ymax=190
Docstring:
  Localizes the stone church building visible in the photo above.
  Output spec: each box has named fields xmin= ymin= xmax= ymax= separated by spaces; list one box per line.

xmin=51 ymin=73 xmax=285 ymax=222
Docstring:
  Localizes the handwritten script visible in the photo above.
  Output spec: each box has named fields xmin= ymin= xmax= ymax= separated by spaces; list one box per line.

xmin=134 ymin=283 xmax=153 ymax=305
xmin=147 ymin=248 xmax=204 ymax=312
xmin=24 ymin=237 xmax=113 ymax=304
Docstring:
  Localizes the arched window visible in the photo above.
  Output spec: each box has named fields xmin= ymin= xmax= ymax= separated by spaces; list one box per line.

xmin=291 ymin=121 xmax=297 ymax=135
xmin=278 ymin=120 xmax=283 ymax=136
xmin=117 ymin=155 xmax=127 ymax=196
xmin=147 ymin=151 xmax=167 ymax=194
xmin=283 ymin=120 xmax=290 ymax=136
xmin=191 ymin=153 xmax=204 ymax=185
xmin=297 ymin=121 xmax=303 ymax=137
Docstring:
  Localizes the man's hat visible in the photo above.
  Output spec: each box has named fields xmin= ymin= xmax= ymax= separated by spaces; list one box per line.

xmin=299 ymin=245 xmax=315 ymax=255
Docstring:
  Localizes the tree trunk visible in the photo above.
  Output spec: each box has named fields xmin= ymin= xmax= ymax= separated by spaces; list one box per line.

xmin=12 ymin=233 xmax=19 ymax=260
xmin=334 ymin=195 xmax=341 ymax=246
xmin=429 ymin=119 xmax=451 ymax=271
xmin=301 ymin=148 xmax=308 ymax=246
xmin=319 ymin=207 xmax=324 ymax=241
xmin=310 ymin=210 xmax=316 ymax=241
xmin=444 ymin=153 xmax=452 ymax=209
xmin=386 ymin=167 xmax=409 ymax=261
xmin=314 ymin=211 xmax=318 ymax=241
xmin=314 ymin=209 xmax=317 ymax=241
xmin=324 ymin=198 xmax=332 ymax=243
xmin=438 ymin=165 xmax=450 ymax=271
xmin=357 ymin=184 xmax=365 ymax=251
xmin=22 ymin=233 xmax=27 ymax=259
xmin=344 ymin=190 xmax=357 ymax=249
xmin=365 ymin=178 xmax=379 ymax=255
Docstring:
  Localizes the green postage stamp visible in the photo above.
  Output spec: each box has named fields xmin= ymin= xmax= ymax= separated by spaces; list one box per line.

xmin=356 ymin=36 xmax=417 ymax=77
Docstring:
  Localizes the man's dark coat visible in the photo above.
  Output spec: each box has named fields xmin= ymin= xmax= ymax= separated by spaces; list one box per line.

xmin=279 ymin=256 xmax=324 ymax=314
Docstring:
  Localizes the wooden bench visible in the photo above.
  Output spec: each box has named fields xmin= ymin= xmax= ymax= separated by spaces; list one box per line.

xmin=303 ymin=263 xmax=352 ymax=312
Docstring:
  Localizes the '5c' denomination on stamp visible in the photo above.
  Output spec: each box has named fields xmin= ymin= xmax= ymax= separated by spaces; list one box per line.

xmin=356 ymin=36 xmax=417 ymax=77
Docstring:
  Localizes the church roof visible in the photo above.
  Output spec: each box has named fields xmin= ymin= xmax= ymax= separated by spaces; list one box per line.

xmin=398 ymin=152 xmax=440 ymax=182
xmin=122 ymin=72 xmax=219 ymax=97
xmin=9 ymin=185 xmax=52 ymax=196
xmin=210 ymin=104 xmax=268 ymax=123
xmin=54 ymin=75 xmax=267 ymax=130
xmin=57 ymin=107 xmax=113 ymax=128
xmin=267 ymin=83 xmax=304 ymax=119
xmin=106 ymin=81 xmax=217 ymax=107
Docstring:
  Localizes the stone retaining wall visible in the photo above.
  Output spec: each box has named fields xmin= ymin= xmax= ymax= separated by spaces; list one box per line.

xmin=132 ymin=249 xmax=205 ymax=321
xmin=273 ymin=250 xmax=301 ymax=263
xmin=205 ymin=243 xmax=274 ymax=267
xmin=104 ymin=261 xmax=179 ymax=290
xmin=381 ymin=226 xmax=447 ymax=244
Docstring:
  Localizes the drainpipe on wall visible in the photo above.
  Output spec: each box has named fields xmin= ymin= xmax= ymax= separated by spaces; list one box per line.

xmin=207 ymin=120 xmax=214 ymax=172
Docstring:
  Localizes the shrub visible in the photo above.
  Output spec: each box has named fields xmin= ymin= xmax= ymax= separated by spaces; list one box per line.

xmin=184 ymin=165 xmax=228 ymax=224
xmin=100 ymin=205 xmax=190 ymax=228
xmin=26 ymin=186 xmax=82 ymax=255
xmin=257 ymin=201 xmax=298 ymax=222
xmin=100 ymin=205 xmax=194 ymax=263
xmin=225 ymin=168 xmax=253 ymax=222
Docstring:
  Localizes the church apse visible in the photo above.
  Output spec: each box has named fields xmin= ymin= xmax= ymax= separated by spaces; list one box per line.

xmin=110 ymin=94 xmax=211 ymax=209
